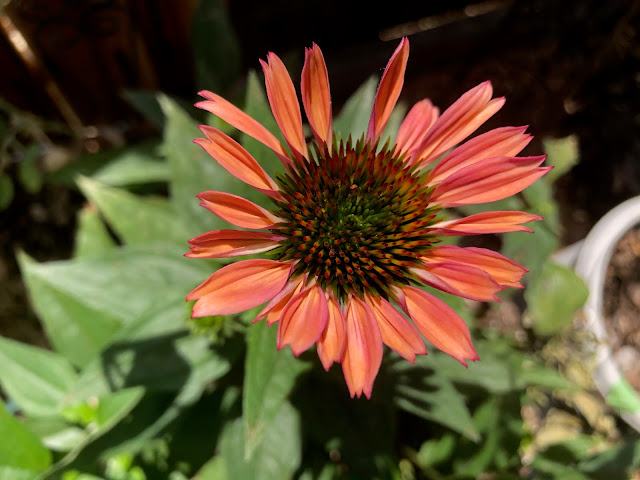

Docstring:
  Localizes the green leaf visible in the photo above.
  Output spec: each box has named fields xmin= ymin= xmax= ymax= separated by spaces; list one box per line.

xmin=71 ymin=328 xmax=228 ymax=401
xmin=332 ymin=76 xmax=377 ymax=139
xmin=502 ymin=221 xmax=559 ymax=281
xmin=17 ymin=144 xmax=42 ymax=194
xmin=21 ymin=416 xmax=85 ymax=452
xmin=91 ymin=151 xmax=169 ymax=186
xmin=191 ymin=0 xmax=240 ymax=93
xmin=416 ymin=433 xmax=456 ymax=468
xmin=521 ymin=179 xmax=560 ymax=235
xmin=241 ymin=71 xmax=287 ymax=182
xmin=18 ymin=246 xmax=207 ymax=366
xmin=393 ymin=365 xmax=479 ymax=441
xmin=0 ymin=173 xmax=13 ymax=210
xmin=606 ymin=378 xmax=640 ymax=413
xmin=525 ymin=262 xmax=589 ymax=336
xmin=77 ymin=176 xmax=187 ymax=247
xmin=543 ymin=135 xmax=579 ymax=184
xmin=243 ymin=321 xmax=310 ymax=457
xmin=195 ymin=456 xmax=226 ymax=480
xmin=577 ymin=439 xmax=640 ymax=478
xmin=53 ymin=340 xmax=233 ymax=475
xmin=122 ymin=90 xmax=165 ymax=129
xmin=221 ymin=402 xmax=301 ymax=480
xmin=0 ymin=466 xmax=39 ymax=480
xmin=0 ymin=400 xmax=51 ymax=472
xmin=42 ymin=388 xmax=144 ymax=477
xmin=73 ymin=205 xmax=116 ymax=258
xmin=0 ymin=336 xmax=77 ymax=417
xmin=424 ymin=337 xmax=570 ymax=394
xmin=159 ymin=94 xmax=253 ymax=235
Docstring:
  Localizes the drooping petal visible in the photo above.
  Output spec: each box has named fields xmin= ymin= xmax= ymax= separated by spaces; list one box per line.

xmin=195 ymin=126 xmax=280 ymax=198
xmin=186 ymin=230 xmax=284 ymax=259
xmin=196 ymin=91 xmax=290 ymax=164
xmin=341 ymin=296 xmax=383 ymax=399
xmin=301 ymin=43 xmax=332 ymax=146
xmin=395 ymin=99 xmax=439 ymax=157
xmin=430 ymin=155 xmax=551 ymax=207
xmin=277 ymin=285 xmax=328 ymax=356
xmin=254 ymin=275 xmax=305 ymax=325
xmin=426 ymin=126 xmax=532 ymax=184
xmin=261 ymin=53 xmax=307 ymax=157
xmin=431 ymin=211 xmax=542 ymax=235
xmin=402 ymin=286 xmax=479 ymax=365
xmin=317 ymin=294 xmax=346 ymax=370
xmin=410 ymin=81 xmax=505 ymax=168
xmin=425 ymin=245 xmax=528 ymax=288
xmin=197 ymin=191 xmax=282 ymax=229
xmin=366 ymin=37 xmax=410 ymax=143
xmin=188 ymin=260 xmax=292 ymax=317
xmin=411 ymin=263 xmax=502 ymax=302
xmin=366 ymin=294 xmax=426 ymax=363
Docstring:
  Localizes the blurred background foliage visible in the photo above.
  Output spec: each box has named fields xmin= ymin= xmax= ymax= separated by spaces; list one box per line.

xmin=1 ymin=0 xmax=640 ymax=479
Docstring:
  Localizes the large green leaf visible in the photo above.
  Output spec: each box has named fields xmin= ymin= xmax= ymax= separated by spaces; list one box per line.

xmin=54 ymin=340 xmax=233 ymax=475
xmin=0 ymin=336 xmax=77 ymax=417
xmin=525 ymin=262 xmax=588 ymax=336
xmin=91 ymin=151 xmax=169 ymax=187
xmin=159 ymin=94 xmax=246 ymax=235
xmin=0 ymin=466 xmax=39 ymax=480
xmin=332 ymin=76 xmax=377 ymax=140
xmin=0 ymin=400 xmax=51 ymax=472
xmin=392 ymin=359 xmax=479 ymax=441
xmin=243 ymin=321 xmax=310 ymax=457
xmin=73 ymin=205 xmax=116 ymax=258
xmin=425 ymin=337 xmax=570 ymax=394
xmin=221 ymin=402 xmax=301 ymax=480
xmin=77 ymin=176 xmax=187 ymax=247
xmin=41 ymin=388 xmax=144 ymax=478
xmin=18 ymin=246 xmax=207 ymax=366
xmin=21 ymin=416 xmax=85 ymax=453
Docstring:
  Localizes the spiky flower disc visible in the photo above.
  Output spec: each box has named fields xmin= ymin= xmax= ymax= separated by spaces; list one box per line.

xmin=275 ymin=136 xmax=439 ymax=301
xmin=186 ymin=38 xmax=550 ymax=398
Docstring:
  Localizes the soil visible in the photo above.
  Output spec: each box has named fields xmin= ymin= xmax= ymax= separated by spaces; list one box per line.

xmin=604 ymin=226 xmax=640 ymax=392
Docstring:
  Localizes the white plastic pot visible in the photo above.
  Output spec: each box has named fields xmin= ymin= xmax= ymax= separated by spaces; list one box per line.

xmin=561 ymin=196 xmax=640 ymax=432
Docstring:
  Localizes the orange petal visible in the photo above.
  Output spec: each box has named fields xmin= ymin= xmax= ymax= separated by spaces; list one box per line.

xmin=426 ymin=245 xmax=527 ymax=288
xmin=301 ymin=43 xmax=332 ymax=146
xmin=197 ymin=191 xmax=282 ymax=229
xmin=317 ymin=294 xmax=346 ymax=370
xmin=187 ymin=260 xmax=291 ymax=317
xmin=277 ymin=285 xmax=328 ymax=356
xmin=254 ymin=275 xmax=306 ymax=325
xmin=430 ymin=155 xmax=551 ymax=207
xmin=196 ymin=91 xmax=288 ymax=160
xmin=367 ymin=37 xmax=410 ymax=143
xmin=195 ymin=126 xmax=280 ymax=198
xmin=411 ymin=263 xmax=502 ymax=302
xmin=411 ymin=81 xmax=504 ymax=168
xmin=261 ymin=53 xmax=307 ymax=157
xmin=427 ymin=126 xmax=532 ymax=184
xmin=367 ymin=294 xmax=426 ymax=363
xmin=186 ymin=230 xmax=284 ymax=259
xmin=341 ymin=296 xmax=383 ymax=398
xmin=395 ymin=99 xmax=439 ymax=157
xmin=402 ymin=286 xmax=479 ymax=366
xmin=431 ymin=211 xmax=542 ymax=235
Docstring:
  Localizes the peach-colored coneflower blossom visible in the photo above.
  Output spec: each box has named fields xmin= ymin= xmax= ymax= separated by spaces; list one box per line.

xmin=186 ymin=38 xmax=549 ymax=398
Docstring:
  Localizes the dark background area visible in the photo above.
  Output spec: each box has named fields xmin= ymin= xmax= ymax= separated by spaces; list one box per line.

xmin=1 ymin=0 xmax=639 ymax=342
